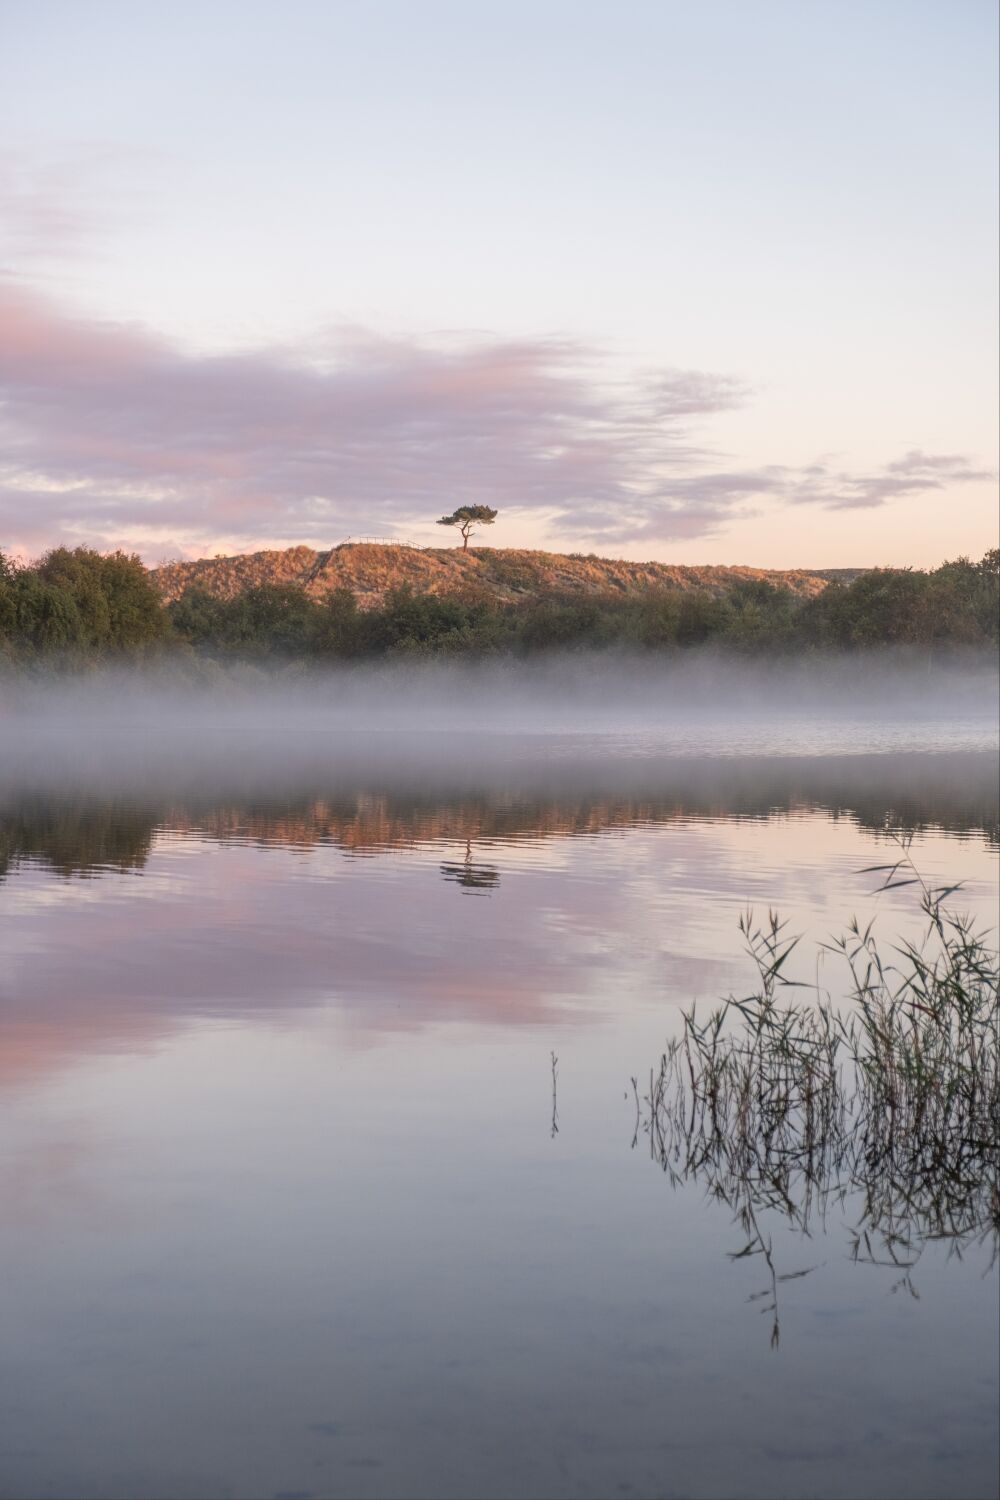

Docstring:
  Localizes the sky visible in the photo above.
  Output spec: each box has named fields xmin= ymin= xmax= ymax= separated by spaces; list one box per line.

xmin=0 ymin=0 xmax=997 ymax=568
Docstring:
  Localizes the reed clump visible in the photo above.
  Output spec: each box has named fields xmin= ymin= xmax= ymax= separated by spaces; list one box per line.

xmin=636 ymin=843 xmax=998 ymax=1339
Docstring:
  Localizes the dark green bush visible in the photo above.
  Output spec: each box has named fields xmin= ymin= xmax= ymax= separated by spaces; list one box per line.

xmin=0 ymin=546 xmax=168 ymax=659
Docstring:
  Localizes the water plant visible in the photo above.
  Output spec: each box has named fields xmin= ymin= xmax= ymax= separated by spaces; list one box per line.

xmin=633 ymin=839 xmax=999 ymax=1345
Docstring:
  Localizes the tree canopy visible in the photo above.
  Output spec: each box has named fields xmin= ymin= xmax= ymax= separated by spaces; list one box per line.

xmin=0 ymin=546 xmax=168 ymax=658
xmin=436 ymin=505 xmax=498 ymax=550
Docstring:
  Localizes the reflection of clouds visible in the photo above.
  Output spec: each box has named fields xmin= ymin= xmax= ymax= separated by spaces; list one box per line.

xmin=0 ymin=839 xmax=597 ymax=1088
xmin=1 ymin=795 xmax=995 ymax=1093
xmin=0 ymin=1010 xmax=166 ymax=1089
xmin=0 ymin=751 xmax=995 ymax=1095
xmin=0 ymin=1119 xmax=125 ymax=1229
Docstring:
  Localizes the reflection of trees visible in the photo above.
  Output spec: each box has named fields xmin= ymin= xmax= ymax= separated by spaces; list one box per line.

xmin=0 ymin=796 xmax=154 ymax=880
xmin=440 ymin=838 xmax=500 ymax=892
xmin=0 ymin=751 xmax=996 ymax=880
xmin=633 ymin=878 xmax=999 ymax=1347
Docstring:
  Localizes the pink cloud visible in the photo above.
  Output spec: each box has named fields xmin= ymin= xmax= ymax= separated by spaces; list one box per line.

xmin=0 ymin=281 xmax=990 ymax=561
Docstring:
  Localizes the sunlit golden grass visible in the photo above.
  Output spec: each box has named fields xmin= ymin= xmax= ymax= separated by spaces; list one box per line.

xmin=152 ymin=541 xmax=840 ymax=608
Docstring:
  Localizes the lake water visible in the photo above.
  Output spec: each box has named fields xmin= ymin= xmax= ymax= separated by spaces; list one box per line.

xmin=1 ymin=709 xmax=997 ymax=1498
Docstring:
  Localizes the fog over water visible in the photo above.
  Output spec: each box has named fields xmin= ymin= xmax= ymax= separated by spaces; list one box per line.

xmin=1 ymin=651 xmax=996 ymax=793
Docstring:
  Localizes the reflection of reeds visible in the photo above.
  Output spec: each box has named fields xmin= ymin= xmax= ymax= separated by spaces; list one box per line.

xmin=635 ymin=840 xmax=999 ymax=1346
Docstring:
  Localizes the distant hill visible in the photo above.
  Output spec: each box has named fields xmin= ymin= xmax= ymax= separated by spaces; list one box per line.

xmin=152 ymin=543 xmax=863 ymax=608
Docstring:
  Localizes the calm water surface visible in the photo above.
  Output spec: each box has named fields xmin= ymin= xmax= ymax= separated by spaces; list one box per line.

xmin=0 ymin=730 xmax=997 ymax=1500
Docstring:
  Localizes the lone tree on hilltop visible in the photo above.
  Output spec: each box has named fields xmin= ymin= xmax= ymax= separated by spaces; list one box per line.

xmin=437 ymin=505 xmax=498 ymax=550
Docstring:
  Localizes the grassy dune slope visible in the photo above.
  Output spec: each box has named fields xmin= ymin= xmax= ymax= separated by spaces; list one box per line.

xmin=153 ymin=543 xmax=854 ymax=608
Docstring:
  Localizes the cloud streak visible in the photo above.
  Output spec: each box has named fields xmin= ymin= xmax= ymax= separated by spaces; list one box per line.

xmin=0 ymin=282 xmax=990 ymax=560
xmin=0 ymin=147 xmax=146 ymax=267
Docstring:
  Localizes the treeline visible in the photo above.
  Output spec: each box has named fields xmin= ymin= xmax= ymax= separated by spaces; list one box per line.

xmin=0 ymin=547 xmax=168 ymax=656
xmin=168 ymin=555 xmax=1000 ymax=657
xmin=1 ymin=545 xmax=997 ymax=663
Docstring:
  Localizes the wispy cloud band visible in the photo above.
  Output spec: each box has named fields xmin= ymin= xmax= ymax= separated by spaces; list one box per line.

xmin=0 ymin=282 xmax=990 ymax=560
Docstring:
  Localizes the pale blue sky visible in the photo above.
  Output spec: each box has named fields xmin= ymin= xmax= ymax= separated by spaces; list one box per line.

xmin=1 ymin=0 xmax=996 ymax=564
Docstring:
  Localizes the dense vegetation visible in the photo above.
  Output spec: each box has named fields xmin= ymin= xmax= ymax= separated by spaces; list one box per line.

xmin=1 ymin=545 xmax=997 ymax=663
xmin=0 ymin=547 xmax=168 ymax=658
